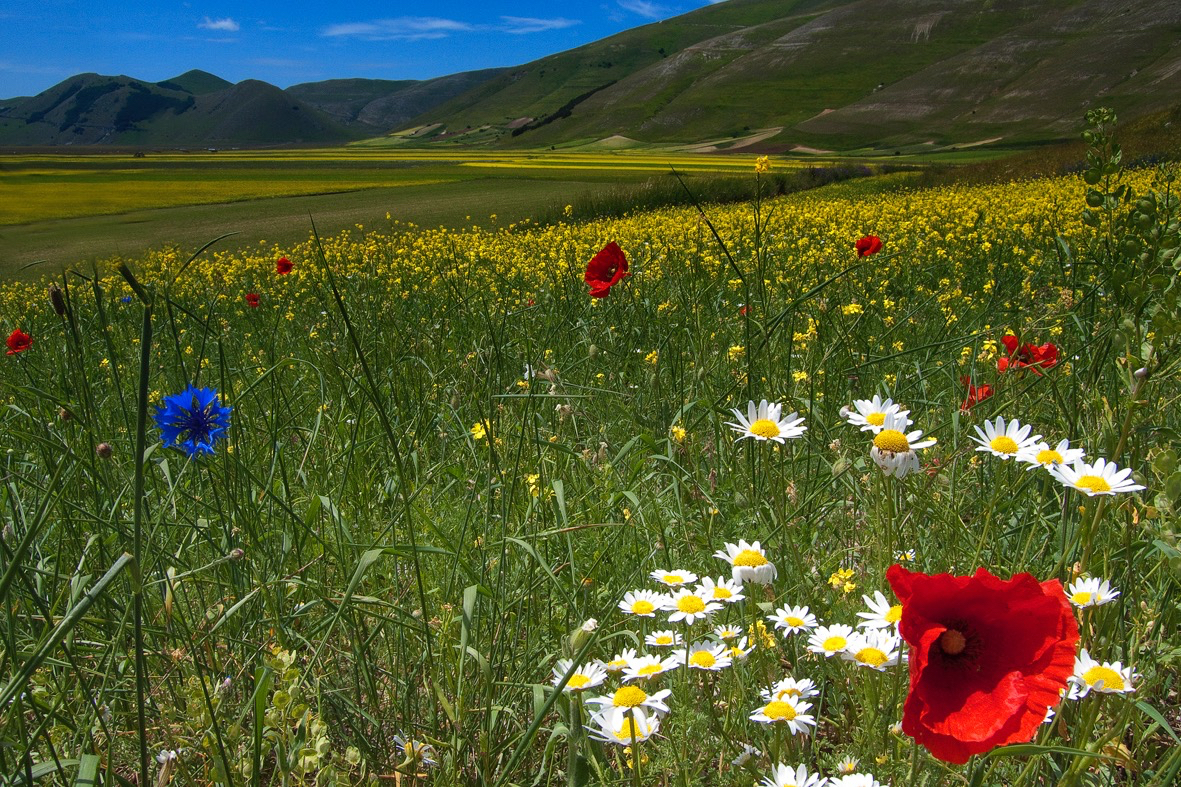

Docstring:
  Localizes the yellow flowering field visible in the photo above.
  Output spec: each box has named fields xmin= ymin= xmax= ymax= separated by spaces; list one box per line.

xmin=0 ymin=119 xmax=1178 ymax=786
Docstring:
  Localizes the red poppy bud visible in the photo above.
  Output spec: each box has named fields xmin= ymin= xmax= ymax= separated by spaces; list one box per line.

xmin=245 ymin=292 xmax=260 ymax=308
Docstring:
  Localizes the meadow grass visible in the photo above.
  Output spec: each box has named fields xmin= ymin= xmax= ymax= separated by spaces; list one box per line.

xmin=0 ymin=129 xmax=1178 ymax=786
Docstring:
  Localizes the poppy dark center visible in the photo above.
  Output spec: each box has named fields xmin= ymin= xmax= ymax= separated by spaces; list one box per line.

xmin=939 ymin=629 xmax=967 ymax=656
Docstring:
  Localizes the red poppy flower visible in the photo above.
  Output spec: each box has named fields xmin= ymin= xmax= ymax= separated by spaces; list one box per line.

xmin=998 ymin=334 xmax=1058 ymax=374
xmin=584 ymin=242 xmax=630 ymax=298
xmin=855 ymin=235 xmax=883 ymax=257
xmin=6 ymin=329 xmax=32 ymax=355
xmin=275 ymin=256 xmax=293 ymax=275
xmin=887 ymin=565 xmax=1078 ymax=764
xmin=959 ymin=375 xmax=993 ymax=411
xmin=739 ymin=305 xmax=749 ymax=316
xmin=245 ymin=292 xmax=260 ymax=308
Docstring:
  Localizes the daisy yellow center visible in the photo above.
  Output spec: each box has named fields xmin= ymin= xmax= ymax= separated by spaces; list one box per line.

xmin=733 ymin=549 xmax=769 ymax=567
xmin=663 ymin=574 xmax=684 ymax=584
xmin=874 ymin=429 xmax=910 ymax=453
xmin=719 ymin=629 xmax=737 ymax=638
xmin=856 ymin=647 xmax=888 ymax=667
xmin=885 ymin=605 xmax=902 ymax=623
xmin=822 ymin=635 xmax=847 ymax=651
xmin=749 ymin=418 xmax=781 ymax=439
xmin=1072 ymin=592 xmax=1093 ymax=605
xmin=713 ymin=587 xmax=733 ymax=599
xmin=637 ymin=664 xmax=662 ymax=677
xmin=615 ymin=719 xmax=640 ymax=741
xmin=1082 ymin=665 xmax=1125 ymax=690
xmin=786 ymin=616 xmax=805 ymax=627
xmin=1037 ymin=449 xmax=1064 ymax=465
xmin=729 ymin=647 xmax=744 ymax=658
xmin=762 ymin=701 xmax=797 ymax=721
xmin=776 ymin=688 xmax=801 ymax=699
xmin=654 ymin=635 xmax=674 ymax=645
xmin=677 ymin=595 xmax=706 ymax=614
xmin=690 ymin=650 xmax=717 ymax=668
xmin=567 ymin=674 xmax=591 ymax=689
xmin=631 ymin=600 xmax=655 ymax=615
xmin=989 ymin=435 xmax=1019 ymax=454
xmin=1075 ymin=475 xmax=1112 ymax=494
xmin=608 ymin=659 xmax=627 ymax=670
xmin=939 ymin=629 xmax=967 ymax=656
xmin=613 ymin=686 xmax=648 ymax=707
xmin=866 ymin=412 xmax=886 ymax=426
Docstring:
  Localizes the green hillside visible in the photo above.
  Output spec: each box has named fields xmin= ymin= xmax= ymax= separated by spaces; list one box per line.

xmin=155 ymin=69 xmax=234 ymax=95
xmin=391 ymin=0 xmax=1181 ymax=150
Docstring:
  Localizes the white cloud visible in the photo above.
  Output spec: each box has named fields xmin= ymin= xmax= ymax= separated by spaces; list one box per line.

xmin=499 ymin=17 xmax=581 ymax=35
xmin=198 ymin=16 xmax=240 ymax=32
xmin=322 ymin=17 xmax=474 ymax=41
xmin=617 ymin=0 xmax=666 ymax=19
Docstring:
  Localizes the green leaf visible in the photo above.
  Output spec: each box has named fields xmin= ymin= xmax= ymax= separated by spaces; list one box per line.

xmin=986 ymin=743 xmax=1116 ymax=761
xmin=1136 ymin=700 xmax=1181 ymax=744
xmin=4 ymin=759 xmax=81 ymax=784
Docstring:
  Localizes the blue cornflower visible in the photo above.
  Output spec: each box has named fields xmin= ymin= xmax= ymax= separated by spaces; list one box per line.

xmin=120 ymin=296 xmax=133 ymax=304
xmin=154 ymin=385 xmax=232 ymax=457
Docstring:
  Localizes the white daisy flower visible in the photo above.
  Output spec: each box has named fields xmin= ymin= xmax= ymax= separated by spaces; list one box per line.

xmin=726 ymin=399 xmax=807 ymax=444
xmin=1067 ymin=649 xmax=1137 ymax=698
xmin=645 ymin=629 xmax=683 ymax=648
xmin=889 ymin=721 xmax=903 ymax=736
xmin=619 ymin=589 xmax=665 ymax=617
xmin=650 ymin=568 xmax=698 ymax=587
xmin=585 ymin=684 xmax=672 ymax=717
xmin=551 ymin=659 xmax=607 ymax=693
xmin=622 ymin=654 xmax=681 ymax=682
xmin=760 ymin=762 xmax=828 ymax=787
xmin=842 ymin=630 xmax=901 ymax=671
xmin=971 ymin=416 xmax=1041 ymax=460
xmin=768 ymin=605 xmax=818 ymax=635
xmin=869 ymin=411 xmax=937 ymax=478
xmin=732 ymin=743 xmax=762 ymax=768
xmin=713 ymin=540 xmax=778 ymax=585
xmin=682 ymin=641 xmax=732 ymax=671
xmin=761 ymin=676 xmax=819 ymax=702
xmin=587 ymin=707 xmax=661 ymax=746
xmin=749 ymin=695 xmax=816 ymax=736
xmin=894 ymin=549 xmax=916 ymax=562
xmin=726 ymin=636 xmax=755 ymax=663
xmin=604 ymin=648 xmax=637 ymax=673
xmin=835 ymin=756 xmax=859 ymax=775
xmin=855 ymin=590 xmax=902 ymax=630
xmin=807 ymin=624 xmax=855 ymax=657
xmin=714 ymin=623 xmax=744 ymax=640
xmin=830 ymin=775 xmax=883 ymax=787
xmin=843 ymin=395 xmax=911 ymax=434
xmin=662 ymin=588 xmax=722 ymax=625
xmin=1017 ymin=437 xmax=1085 ymax=470
xmin=1049 ymin=457 xmax=1146 ymax=496
xmin=1065 ymin=576 xmax=1120 ymax=608
xmin=697 ymin=575 xmax=746 ymax=603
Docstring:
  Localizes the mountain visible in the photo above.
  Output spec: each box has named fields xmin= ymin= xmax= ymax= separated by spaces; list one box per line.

xmin=0 ymin=72 xmax=360 ymax=146
xmin=0 ymin=68 xmax=505 ymax=147
xmin=392 ymin=0 xmax=1181 ymax=149
xmin=286 ymin=69 xmax=506 ymax=133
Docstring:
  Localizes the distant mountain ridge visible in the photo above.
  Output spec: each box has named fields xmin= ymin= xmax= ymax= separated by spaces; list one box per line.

xmin=2 ymin=0 xmax=1180 ymax=149
xmin=0 ymin=67 xmax=506 ymax=147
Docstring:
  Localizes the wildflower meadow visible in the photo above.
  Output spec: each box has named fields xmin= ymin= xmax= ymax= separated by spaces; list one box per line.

xmin=0 ymin=111 xmax=1179 ymax=785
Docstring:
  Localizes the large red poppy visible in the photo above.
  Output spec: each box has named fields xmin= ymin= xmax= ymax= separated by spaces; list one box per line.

xmin=855 ymin=235 xmax=883 ymax=257
xmin=6 ymin=329 xmax=32 ymax=355
xmin=584 ymin=242 xmax=629 ymax=298
xmin=275 ymin=256 xmax=294 ymax=275
xmin=998 ymin=334 xmax=1058 ymax=374
xmin=887 ymin=565 xmax=1078 ymax=764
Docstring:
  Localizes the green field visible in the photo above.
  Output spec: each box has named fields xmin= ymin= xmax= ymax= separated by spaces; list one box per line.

xmin=0 ymin=111 xmax=1177 ymax=784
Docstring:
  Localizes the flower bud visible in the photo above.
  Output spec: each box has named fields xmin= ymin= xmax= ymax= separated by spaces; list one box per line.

xmin=96 ymin=442 xmax=113 ymax=459
xmin=48 ymin=284 xmax=67 ymax=317
xmin=1134 ymin=366 xmax=1149 ymax=380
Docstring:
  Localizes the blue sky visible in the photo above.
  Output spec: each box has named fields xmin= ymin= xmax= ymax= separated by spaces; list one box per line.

xmin=2 ymin=1 xmax=727 ymax=98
